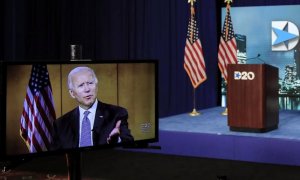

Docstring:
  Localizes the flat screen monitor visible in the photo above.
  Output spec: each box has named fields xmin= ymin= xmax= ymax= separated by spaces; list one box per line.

xmin=0 ymin=60 xmax=158 ymax=159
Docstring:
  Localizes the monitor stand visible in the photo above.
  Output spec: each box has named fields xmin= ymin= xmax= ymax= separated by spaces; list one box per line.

xmin=65 ymin=57 xmax=88 ymax=180
xmin=66 ymin=152 xmax=82 ymax=180
xmin=1 ymin=160 xmax=12 ymax=174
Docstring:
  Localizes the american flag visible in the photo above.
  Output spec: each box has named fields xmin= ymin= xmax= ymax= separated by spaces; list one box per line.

xmin=20 ymin=64 xmax=56 ymax=153
xmin=218 ymin=6 xmax=238 ymax=81
xmin=184 ymin=10 xmax=207 ymax=88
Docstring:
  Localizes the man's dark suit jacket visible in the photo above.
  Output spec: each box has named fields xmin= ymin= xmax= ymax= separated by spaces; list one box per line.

xmin=51 ymin=101 xmax=134 ymax=150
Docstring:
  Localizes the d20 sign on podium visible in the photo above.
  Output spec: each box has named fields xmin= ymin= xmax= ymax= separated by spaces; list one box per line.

xmin=227 ymin=64 xmax=279 ymax=132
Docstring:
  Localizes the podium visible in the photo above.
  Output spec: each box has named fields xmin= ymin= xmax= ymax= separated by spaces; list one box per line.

xmin=227 ymin=64 xmax=279 ymax=132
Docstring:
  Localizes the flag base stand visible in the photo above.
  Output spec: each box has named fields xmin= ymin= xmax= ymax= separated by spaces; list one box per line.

xmin=0 ymin=158 xmax=32 ymax=177
xmin=189 ymin=108 xmax=200 ymax=116
xmin=222 ymin=108 xmax=228 ymax=116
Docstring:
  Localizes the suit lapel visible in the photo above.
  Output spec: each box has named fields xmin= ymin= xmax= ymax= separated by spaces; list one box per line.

xmin=70 ymin=108 xmax=80 ymax=148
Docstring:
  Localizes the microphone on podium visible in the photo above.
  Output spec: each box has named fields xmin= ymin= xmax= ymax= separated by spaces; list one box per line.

xmin=246 ymin=53 xmax=266 ymax=64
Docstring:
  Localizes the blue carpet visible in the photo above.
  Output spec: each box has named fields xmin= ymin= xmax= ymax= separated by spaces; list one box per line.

xmin=159 ymin=106 xmax=300 ymax=141
xmin=129 ymin=106 xmax=300 ymax=166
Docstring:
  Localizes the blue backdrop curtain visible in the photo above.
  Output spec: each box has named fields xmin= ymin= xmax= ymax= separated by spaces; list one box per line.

xmin=3 ymin=0 xmax=300 ymax=117
xmin=2 ymin=0 xmax=220 ymax=117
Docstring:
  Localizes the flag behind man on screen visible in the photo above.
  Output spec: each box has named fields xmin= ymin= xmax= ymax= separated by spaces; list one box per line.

xmin=184 ymin=0 xmax=207 ymax=89
xmin=20 ymin=64 xmax=56 ymax=153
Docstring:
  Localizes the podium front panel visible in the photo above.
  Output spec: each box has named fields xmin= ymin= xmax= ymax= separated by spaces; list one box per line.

xmin=227 ymin=64 xmax=278 ymax=132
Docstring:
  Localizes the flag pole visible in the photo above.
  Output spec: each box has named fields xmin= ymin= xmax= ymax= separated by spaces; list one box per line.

xmin=221 ymin=0 xmax=233 ymax=116
xmin=185 ymin=0 xmax=205 ymax=116
xmin=189 ymin=88 xmax=200 ymax=116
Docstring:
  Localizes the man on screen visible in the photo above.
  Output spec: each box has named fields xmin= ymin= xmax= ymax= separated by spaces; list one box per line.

xmin=51 ymin=66 xmax=134 ymax=150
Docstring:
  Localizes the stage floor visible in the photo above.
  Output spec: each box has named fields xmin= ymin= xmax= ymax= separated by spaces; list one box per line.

xmin=133 ymin=107 xmax=300 ymax=167
xmin=159 ymin=106 xmax=300 ymax=141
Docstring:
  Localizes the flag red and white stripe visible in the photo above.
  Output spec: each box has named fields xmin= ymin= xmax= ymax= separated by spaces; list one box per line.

xmin=218 ymin=6 xmax=238 ymax=81
xmin=20 ymin=64 xmax=56 ymax=153
xmin=184 ymin=10 xmax=206 ymax=88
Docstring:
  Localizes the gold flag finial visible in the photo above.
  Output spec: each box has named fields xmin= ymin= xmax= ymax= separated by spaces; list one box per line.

xmin=225 ymin=0 xmax=232 ymax=9
xmin=188 ymin=0 xmax=196 ymax=6
xmin=188 ymin=0 xmax=196 ymax=16
xmin=224 ymin=0 xmax=233 ymax=5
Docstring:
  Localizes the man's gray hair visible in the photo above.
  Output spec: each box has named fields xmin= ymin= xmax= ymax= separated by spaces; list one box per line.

xmin=67 ymin=66 xmax=98 ymax=90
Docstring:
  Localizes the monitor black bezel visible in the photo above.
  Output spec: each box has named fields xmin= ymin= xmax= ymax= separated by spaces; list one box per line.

xmin=0 ymin=59 xmax=159 ymax=161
